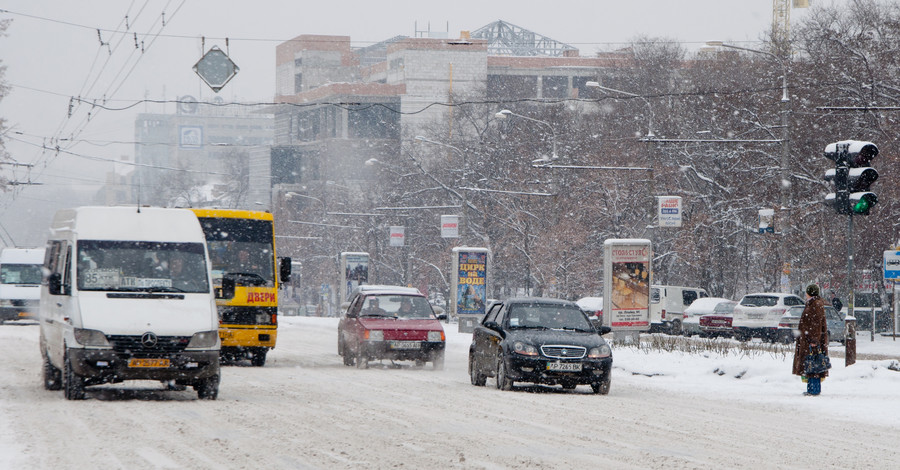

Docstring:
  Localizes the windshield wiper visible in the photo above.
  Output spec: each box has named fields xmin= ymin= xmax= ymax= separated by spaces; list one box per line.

xmin=141 ymin=286 xmax=186 ymax=293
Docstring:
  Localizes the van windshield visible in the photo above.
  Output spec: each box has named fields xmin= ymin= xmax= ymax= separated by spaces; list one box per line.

xmin=77 ymin=240 xmax=209 ymax=293
xmin=0 ymin=264 xmax=43 ymax=285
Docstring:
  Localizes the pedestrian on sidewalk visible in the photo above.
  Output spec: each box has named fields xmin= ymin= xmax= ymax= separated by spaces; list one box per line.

xmin=792 ymin=284 xmax=829 ymax=395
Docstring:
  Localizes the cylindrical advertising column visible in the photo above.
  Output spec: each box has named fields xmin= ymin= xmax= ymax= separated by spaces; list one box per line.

xmin=451 ymin=247 xmax=491 ymax=333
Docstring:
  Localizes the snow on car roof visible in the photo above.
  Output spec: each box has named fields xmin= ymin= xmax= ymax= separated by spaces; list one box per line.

xmin=684 ymin=297 xmax=734 ymax=315
xmin=576 ymin=296 xmax=603 ymax=310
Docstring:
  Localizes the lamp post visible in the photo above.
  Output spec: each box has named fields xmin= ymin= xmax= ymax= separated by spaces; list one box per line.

xmin=414 ymin=136 xmax=469 ymax=245
xmin=707 ymin=40 xmax=791 ymax=292
xmin=585 ymin=81 xmax=654 ymax=138
xmin=494 ymin=109 xmax=558 ymax=162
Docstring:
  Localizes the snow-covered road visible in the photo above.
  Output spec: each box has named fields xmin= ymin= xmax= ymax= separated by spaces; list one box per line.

xmin=2 ymin=317 xmax=898 ymax=469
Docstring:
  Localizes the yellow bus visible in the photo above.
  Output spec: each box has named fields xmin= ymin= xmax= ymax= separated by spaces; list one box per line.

xmin=191 ymin=209 xmax=290 ymax=366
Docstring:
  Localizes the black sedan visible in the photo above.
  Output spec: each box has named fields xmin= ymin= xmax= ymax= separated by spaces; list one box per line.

xmin=468 ymin=297 xmax=613 ymax=394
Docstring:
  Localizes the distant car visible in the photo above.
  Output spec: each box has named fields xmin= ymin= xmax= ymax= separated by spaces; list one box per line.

xmin=682 ymin=297 xmax=732 ymax=337
xmin=338 ymin=286 xmax=446 ymax=369
xmin=468 ymin=297 xmax=613 ymax=394
xmin=732 ymin=293 xmax=805 ymax=342
xmin=575 ymin=296 xmax=603 ymax=326
xmin=700 ymin=300 xmax=737 ymax=338
xmin=777 ymin=305 xmax=845 ymax=344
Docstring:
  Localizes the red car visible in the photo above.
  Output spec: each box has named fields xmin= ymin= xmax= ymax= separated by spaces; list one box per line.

xmin=338 ymin=287 xmax=446 ymax=369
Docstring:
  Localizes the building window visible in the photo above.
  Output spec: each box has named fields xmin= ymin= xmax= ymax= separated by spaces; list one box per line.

xmin=294 ymin=73 xmax=303 ymax=94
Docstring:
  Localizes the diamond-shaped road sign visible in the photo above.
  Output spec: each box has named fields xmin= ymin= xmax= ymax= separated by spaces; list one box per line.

xmin=193 ymin=46 xmax=239 ymax=93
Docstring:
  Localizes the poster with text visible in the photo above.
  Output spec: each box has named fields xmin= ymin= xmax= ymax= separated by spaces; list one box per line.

xmin=456 ymin=251 xmax=487 ymax=316
xmin=603 ymin=240 xmax=651 ymax=330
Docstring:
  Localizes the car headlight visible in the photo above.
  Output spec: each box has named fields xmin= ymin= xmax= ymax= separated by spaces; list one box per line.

xmin=513 ymin=341 xmax=538 ymax=356
xmin=73 ymin=328 xmax=111 ymax=347
xmin=427 ymin=331 xmax=445 ymax=342
xmin=365 ymin=330 xmax=384 ymax=341
xmin=186 ymin=330 xmax=220 ymax=349
xmin=588 ymin=344 xmax=612 ymax=358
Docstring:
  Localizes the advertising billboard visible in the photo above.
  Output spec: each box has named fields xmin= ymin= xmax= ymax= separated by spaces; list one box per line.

xmin=603 ymin=239 xmax=652 ymax=331
xmin=339 ymin=252 xmax=369 ymax=302
xmin=451 ymin=247 xmax=491 ymax=332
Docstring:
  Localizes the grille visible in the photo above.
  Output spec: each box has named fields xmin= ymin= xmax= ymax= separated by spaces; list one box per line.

xmin=541 ymin=345 xmax=586 ymax=359
xmin=106 ymin=335 xmax=191 ymax=355
xmin=219 ymin=306 xmax=277 ymax=325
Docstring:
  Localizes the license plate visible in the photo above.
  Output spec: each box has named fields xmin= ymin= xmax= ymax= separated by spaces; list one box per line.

xmin=748 ymin=313 xmax=764 ymax=319
xmin=390 ymin=341 xmax=421 ymax=350
xmin=547 ymin=362 xmax=582 ymax=372
xmin=128 ymin=358 xmax=170 ymax=368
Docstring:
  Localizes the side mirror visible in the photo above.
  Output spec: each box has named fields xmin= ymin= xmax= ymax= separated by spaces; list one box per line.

xmin=597 ymin=326 xmax=612 ymax=335
xmin=341 ymin=302 xmax=353 ymax=317
xmin=219 ymin=276 xmax=236 ymax=299
xmin=48 ymin=273 xmax=64 ymax=296
xmin=279 ymin=257 xmax=292 ymax=284
xmin=483 ymin=320 xmax=500 ymax=331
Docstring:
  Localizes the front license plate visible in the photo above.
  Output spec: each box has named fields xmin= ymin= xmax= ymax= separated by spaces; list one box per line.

xmin=390 ymin=341 xmax=421 ymax=349
xmin=547 ymin=362 xmax=582 ymax=372
xmin=128 ymin=358 xmax=170 ymax=368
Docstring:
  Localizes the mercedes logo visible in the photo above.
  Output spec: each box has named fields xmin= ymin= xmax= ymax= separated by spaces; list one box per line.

xmin=562 ymin=349 xmax=568 ymax=356
xmin=141 ymin=332 xmax=158 ymax=348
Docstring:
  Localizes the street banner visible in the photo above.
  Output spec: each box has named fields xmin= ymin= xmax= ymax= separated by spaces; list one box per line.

xmin=441 ymin=215 xmax=459 ymax=238
xmin=389 ymin=226 xmax=405 ymax=247
xmin=603 ymin=239 xmax=652 ymax=330
xmin=657 ymin=196 xmax=682 ymax=227
xmin=884 ymin=250 xmax=900 ymax=281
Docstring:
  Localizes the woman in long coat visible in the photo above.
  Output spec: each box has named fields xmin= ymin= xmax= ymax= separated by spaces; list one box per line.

xmin=792 ymin=284 xmax=829 ymax=395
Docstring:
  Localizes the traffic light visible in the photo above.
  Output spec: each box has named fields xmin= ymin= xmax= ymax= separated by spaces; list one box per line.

xmin=824 ymin=140 xmax=879 ymax=215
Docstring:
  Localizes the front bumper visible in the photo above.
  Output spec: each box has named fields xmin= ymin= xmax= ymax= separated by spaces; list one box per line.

xmin=68 ymin=348 xmax=220 ymax=385
xmin=360 ymin=340 xmax=445 ymax=362
xmin=0 ymin=306 xmax=38 ymax=321
xmin=220 ymin=325 xmax=277 ymax=348
xmin=505 ymin=354 xmax=612 ymax=385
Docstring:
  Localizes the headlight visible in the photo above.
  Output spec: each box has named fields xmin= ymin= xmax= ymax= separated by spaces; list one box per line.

xmin=73 ymin=328 xmax=111 ymax=347
xmin=0 ymin=299 xmax=12 ymax=307
xmin=186 ymin=330 xmax=220 ymax=349
xmin=513 ymin=341 xmax=538 ymax=356
xmin=427 ymin=331 xmax=445 ymax=342
xmin=588 ymin=344 xmax=612 ymax=358
xmin=365 ymin=330 xmax=384 ymax=341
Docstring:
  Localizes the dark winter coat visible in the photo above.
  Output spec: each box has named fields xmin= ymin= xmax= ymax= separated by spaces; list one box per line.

xmin=792 ymin=295 xmax=829 ymax=377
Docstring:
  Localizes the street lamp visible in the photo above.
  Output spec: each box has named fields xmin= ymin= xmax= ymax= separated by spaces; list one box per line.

xmin=585 ymin=81 xmax=655 ymax=138
xmin=414 ymin=136 xmax=470 ymax=245
xmin=494 ymin=109 xmax=558 ymax=162
xmin=284 ymin=191 xmax=327 ymax=213
xmin=707 ymin=40 xmax=792 ymax=293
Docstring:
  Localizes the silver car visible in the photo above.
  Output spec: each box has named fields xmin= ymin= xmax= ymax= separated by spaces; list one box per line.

xmin=777 ymin=305 xmax=845 ymax=344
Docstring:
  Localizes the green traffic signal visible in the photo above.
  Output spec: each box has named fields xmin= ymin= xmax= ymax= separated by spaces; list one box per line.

xmin=850 ymin=192 xmax=877 ymax=215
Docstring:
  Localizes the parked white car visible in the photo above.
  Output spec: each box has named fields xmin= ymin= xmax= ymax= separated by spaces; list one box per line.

xmin=575 ymin=296 xmax=603 ymax=326
xmin=732 ymin=292 xmax=805 ymax=342
xmin=682 ymin=297 xmax=732 ymax=337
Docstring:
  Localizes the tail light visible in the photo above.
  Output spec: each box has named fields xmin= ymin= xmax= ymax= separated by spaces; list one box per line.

xmin=778 ymin=321 xmax=792 ymax=328
xmin=661 ymin=309 xmax=666 ymax=319
xmin=272 ymin=313 xmax=278 ymax=325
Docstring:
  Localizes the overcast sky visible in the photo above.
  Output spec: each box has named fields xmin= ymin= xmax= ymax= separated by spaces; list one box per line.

xmin=0 ymin=0 xmax=847 ymax=245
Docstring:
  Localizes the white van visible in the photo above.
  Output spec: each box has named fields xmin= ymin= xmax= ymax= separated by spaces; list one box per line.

xmin=649 ymin=285 xmax=708 ymax=334
xmin=39 ymin=207 xmax=220 ymax=400
xmin=0 ymin=247 xmax=45 ymax=323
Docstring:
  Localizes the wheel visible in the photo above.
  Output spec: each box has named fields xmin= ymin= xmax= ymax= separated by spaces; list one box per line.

xmin=432 ymin=351 xmax=445 ymax=371
xmin=496 ymin=358 xmax=513 ymax=391
xmin=195 ymin=374 xmax=219 ymax=400
xmin=64 ymin=350 xmax=85 ymax=400
xmin=250 ymin=348 xmax=267 ymax=367
xmin=670 ymin=319 xmax=682 ymax=335
xmin=469 ymin=355 xmax=486 ymax=386
xmin=356 ymin=347 xmax=369 ymax=369
xmin=43 ymin=352 xmax=62 ymax=391
xmin=591 ymin=374 xmax=611 ymax=395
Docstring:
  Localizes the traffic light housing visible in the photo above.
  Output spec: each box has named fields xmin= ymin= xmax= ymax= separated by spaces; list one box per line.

xmin=824 ymin=140 xmax=879 ymax=215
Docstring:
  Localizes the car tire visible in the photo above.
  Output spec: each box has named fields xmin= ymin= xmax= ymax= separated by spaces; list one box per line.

xmin=670 ymin=319 xmax=682 ymax=335
xmin=341 ymin=340 xmax=355 ymax=366
xmin=356 ymin=348 xmax=369 ymax=369
xmin=432 ymin=352 xmax=445 ymax=371
xmin=592 ymin=374 xmax=611 ymax=395
xmin=469 ymin=355 xmax=486 ymax=386
xmin=63 ymin=350 xmax=85 ymax=400
xmin=250 ymin=348 xmax=267 ymax=367
xmin=43 ymin=352 xmax=62 ymax=391
xmin=496 ymin=358 xmax=513 ymax=391
xmin=195 ymin=374 xmax=219 ymax=400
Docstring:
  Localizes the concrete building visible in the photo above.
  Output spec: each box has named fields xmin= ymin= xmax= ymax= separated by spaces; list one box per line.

xmin=134 ymin=98 xmax=274 ymax=207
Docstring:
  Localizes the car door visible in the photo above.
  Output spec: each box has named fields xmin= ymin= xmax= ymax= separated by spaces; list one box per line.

xmin=341 ymin=294 xmax=365 ymax=353
xmin=472 ymin=302 xmax=503 ymax=374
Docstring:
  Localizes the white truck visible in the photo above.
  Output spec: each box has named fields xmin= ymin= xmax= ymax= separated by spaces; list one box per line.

xmin=39 ymin=206 xmax=220 ymax=400
xmin=0 ymin=247 xmax=45 ymax=323
xmin=649 ymin=285 xmax=708 ymax=334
